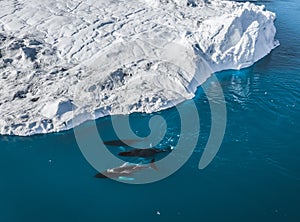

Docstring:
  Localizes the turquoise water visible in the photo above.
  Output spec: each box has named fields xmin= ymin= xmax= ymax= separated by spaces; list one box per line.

xmin=1 ymin=0 xmax=300 ymax=221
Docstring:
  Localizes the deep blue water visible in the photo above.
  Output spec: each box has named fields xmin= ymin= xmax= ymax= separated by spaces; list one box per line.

xmin=1 ymin=0 xmax=300 ymax=221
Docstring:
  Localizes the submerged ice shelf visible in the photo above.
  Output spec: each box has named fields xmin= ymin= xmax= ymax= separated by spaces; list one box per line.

xmin=0 ymin=0 xmax=279 ymax=136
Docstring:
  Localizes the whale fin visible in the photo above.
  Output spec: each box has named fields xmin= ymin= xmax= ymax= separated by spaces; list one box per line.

xmin=150 ymin=159 xmax=158 ymax=171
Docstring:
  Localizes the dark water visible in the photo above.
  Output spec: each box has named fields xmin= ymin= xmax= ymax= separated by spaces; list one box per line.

xmin=1 ymin=0 xmax=300 ymax=221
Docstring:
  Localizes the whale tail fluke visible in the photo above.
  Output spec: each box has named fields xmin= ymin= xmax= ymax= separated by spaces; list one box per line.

xmin=150 ymin=159 xmax=158 ymax=171
xmin=161 ymin=146 xmax=174 ymax=152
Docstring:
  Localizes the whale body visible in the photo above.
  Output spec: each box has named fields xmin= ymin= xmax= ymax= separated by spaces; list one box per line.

xmin=118 ymin=147 xmax=173 ymax=158
xmin=95 ymin=159 xmax=158 ymax=179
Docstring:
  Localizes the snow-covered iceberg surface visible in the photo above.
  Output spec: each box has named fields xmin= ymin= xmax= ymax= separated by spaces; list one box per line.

xmin=0 ymin=0 xmax=279 ymax=136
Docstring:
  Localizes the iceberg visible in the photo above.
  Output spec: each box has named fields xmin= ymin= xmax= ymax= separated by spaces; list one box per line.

xmin=0 ymin=0 xmax=279 ymax=136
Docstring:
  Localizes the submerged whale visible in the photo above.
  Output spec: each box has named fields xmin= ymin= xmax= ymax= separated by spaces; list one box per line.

xmin=103 ymin=139 xmax=142 ymax=147
xmin=95 ymin=159 xmax=158 ymax=179
xmin=118 ymin=147 xmax=173 ymax=158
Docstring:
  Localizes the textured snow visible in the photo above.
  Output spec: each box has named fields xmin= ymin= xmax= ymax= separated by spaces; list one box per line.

xmin=0 ymin=0 xmax=279 ymax=136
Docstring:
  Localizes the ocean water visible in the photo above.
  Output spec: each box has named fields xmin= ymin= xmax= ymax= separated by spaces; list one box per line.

xmin=1 ymin=0 xmax=300 ymax=221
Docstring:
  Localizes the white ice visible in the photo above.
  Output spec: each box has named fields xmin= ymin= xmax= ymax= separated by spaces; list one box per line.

xmin=0 ymin=0 xmax=279 ymax=136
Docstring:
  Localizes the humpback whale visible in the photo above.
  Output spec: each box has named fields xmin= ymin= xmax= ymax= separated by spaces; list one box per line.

xmin=118 ymin=147 xmax=173 ymax=158
xmin=103 ymin=139 xmax=142 ymax=147
xmin=95 ymin=159 xmax=158 ymax=179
